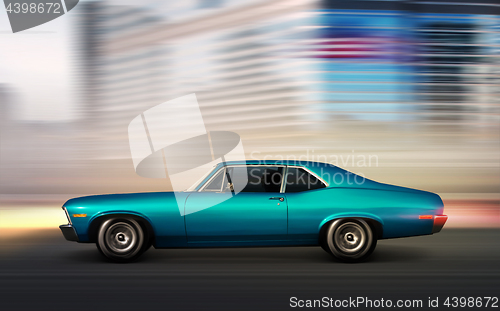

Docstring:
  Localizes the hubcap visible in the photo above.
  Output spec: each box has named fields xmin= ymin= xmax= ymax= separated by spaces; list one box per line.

xmin=334 ymin=222 xmax=366 ymax=254
xmin=105 ymin=222 xmax=137 ymax=254
xmin=116 ymin=232 xmax=129 ymax=244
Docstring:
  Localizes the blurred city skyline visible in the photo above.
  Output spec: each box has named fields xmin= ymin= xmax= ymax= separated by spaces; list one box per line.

xmin=0 ymin=0 xmax=499 ymax=229
xmin=0 ymin=0 xmax=265 ymax=121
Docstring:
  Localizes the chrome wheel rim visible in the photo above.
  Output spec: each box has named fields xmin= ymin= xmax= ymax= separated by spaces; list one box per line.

xmin=327 ymin=219 xmax=373 ymax=260
xmin=334 ymin=222 xmax=366 ymax=254
xmin=105 ymin=222 xmax=137 ymax=254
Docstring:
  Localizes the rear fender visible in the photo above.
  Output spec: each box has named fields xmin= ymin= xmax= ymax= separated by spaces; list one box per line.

xmin=319 ymin=212 xmax=384 ymax=238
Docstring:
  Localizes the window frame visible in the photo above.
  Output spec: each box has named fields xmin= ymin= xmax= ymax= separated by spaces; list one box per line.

xmin=198 ymin=164 xmax=328 ymax=193
xmin=198 ymin=167 xmax=226 ymax=192
xmin=224 ymin=165 xmax=286 ymax=193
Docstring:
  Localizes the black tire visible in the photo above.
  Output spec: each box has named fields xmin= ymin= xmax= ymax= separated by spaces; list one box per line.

xmin=97 ymin=218 xmax=147 ymax=262
xmin=324 ymin=218 xmax=377 ymax=262
xmin=319 ymin=226 xmax=332 ymax=254
xmin=320 ymin=240 xmax=332 ymax=254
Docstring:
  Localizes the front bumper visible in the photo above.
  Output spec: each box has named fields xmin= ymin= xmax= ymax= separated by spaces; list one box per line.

xmin=59 ymin=224 xmax=79 ymax=242
xmin=432 ymin=215 xmax=448 ymax=233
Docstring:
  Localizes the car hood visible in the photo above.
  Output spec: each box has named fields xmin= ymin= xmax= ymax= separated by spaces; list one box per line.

xmin=63 ymin=191 xmax=183 ymax=209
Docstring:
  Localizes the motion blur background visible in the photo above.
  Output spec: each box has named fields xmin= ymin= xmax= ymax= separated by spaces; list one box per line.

xmin=0 ymin=0 xmax=499 ymax=232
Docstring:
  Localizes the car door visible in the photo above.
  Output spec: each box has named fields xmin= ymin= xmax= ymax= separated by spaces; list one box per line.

xmin=184 ymin=165 xmax=287 ymax=243
xmin=283 ymin=166 xmax=328 ymax=241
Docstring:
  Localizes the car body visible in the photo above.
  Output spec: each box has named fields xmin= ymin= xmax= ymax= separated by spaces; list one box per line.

xmin=60 ymin=160 xmax=447 ymax=262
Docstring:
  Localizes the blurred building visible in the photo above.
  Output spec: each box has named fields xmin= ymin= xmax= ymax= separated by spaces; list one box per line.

xmin=0 ymin=84 xmax=78 ymax=195
xmin=77 ymin=0 xmax=319 ymax=161
xmin=67 ymin=0 xmax=500 ymax=199
xmin=75 ymin=0 xmax=499 ymax=162
xmin=0 ymin=85 xmax=13 ymax=127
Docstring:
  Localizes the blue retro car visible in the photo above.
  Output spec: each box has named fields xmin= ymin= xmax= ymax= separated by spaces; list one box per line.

xmin=60 ymin=160 xmax=447 ymax=262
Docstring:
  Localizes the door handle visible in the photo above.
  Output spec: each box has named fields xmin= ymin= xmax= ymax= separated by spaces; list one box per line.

xmin=269 ymin=197 xmax=284 ymax=202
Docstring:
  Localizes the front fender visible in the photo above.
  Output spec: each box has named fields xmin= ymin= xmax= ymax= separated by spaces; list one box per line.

xmin=86 ymin=211 xmax=156 ymax=244
xmin=63 ymin=191 xmax=188 ymax=246
xmin=88 ymin=210 xmax=154 ymax=226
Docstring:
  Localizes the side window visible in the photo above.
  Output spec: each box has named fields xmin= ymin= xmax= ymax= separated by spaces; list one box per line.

xmin=225 ymin=166 xmax=284 ymax=193
xmin=202 ymin=169 xmax=224 ymax=191
xmin=285 ymin=167 xmax=325 ymax=193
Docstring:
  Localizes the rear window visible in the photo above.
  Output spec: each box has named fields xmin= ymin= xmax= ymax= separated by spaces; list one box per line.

xmin=285 ymin=167 xmax=326 ymax=193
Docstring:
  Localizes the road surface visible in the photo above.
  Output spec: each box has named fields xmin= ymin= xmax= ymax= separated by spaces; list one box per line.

xmin=0 ymin=228 xmax=499 ymax=310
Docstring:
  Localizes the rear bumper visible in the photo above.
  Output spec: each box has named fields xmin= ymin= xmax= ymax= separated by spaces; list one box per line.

xmin=59 ymin=224 xmax=79 ymax=242
xmin=432 ymin=215 xmax=448 ymax=234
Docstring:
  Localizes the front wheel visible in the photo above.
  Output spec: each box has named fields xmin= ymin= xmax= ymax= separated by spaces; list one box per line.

xmin=325 ymin=219 xmax=377 ymax=262
xmin=97 ymin=218 xmax=146 ymax=262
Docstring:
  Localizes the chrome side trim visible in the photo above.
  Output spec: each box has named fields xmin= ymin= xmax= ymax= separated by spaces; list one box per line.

xmin=187 ymin=164 xmax=218 ymax=191
xmin=280 ymin=166 xmax=288 ymax=194
xmin=221 ymin=167 xmax=228 ymax=192
xmin=198 ymin=167 xmax=226 ymax=192
xmin=63 ymin=206 xmax=72 ymax=225
xmin=199 ymin=164 xmax=286 ymax=193
xmin=222 ymin=164 xmax=286 ymax=168
xmin=196 ymin=163 xmax=328 ymax=192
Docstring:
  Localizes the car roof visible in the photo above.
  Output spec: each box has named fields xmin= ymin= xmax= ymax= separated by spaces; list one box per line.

xmin=218 ymin=160 xmax=334 ymax=167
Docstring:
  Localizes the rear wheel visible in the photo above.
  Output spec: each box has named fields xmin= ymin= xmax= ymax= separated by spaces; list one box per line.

xmin=324 ymin=219 xmax=377 ymax=262
xmin=97 ymin=218 xmax=147 ymax=262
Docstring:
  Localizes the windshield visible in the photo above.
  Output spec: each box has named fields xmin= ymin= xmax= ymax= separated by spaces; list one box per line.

xmin=185 ymin=165 xmax=218 ymax=191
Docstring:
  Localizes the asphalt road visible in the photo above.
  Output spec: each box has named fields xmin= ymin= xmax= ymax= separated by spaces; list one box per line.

xmin=0 ymin=228 xmax=499 ymax=311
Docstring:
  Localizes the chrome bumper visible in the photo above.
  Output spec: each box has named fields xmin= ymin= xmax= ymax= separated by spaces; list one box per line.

xmin=59 ymin=224 xmax=78 ymax=242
